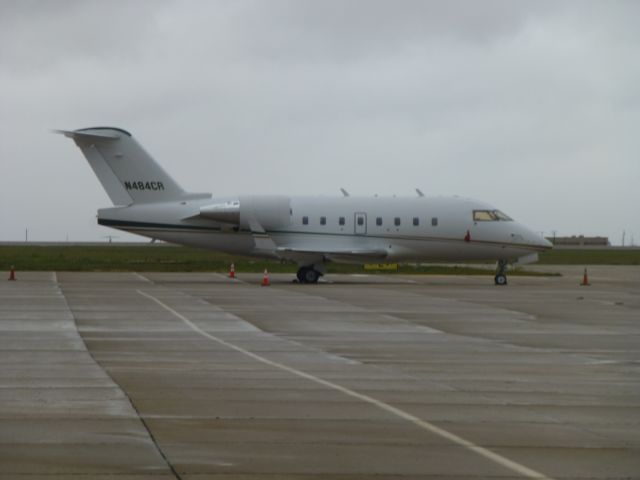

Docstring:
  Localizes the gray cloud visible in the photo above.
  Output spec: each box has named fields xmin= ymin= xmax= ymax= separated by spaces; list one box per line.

xmin=1 ymin=0 xmax=638 ymax=244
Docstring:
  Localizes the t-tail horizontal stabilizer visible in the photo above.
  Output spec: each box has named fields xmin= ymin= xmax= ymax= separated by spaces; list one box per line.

xmin=56 ymin=127 xmax=210 ymax=206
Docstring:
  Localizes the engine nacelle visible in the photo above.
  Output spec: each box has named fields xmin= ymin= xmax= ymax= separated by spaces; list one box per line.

xmin=199 ymin=200 xmax=240 ymax=224
xmin=199 ymin=196 xmax=291 ymax=231
xmin=239 ymin=195 xmax=291 ymax=231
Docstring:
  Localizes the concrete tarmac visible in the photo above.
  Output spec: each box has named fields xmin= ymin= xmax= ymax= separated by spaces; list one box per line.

xmin=0 ymin=266 xmax=638 ymax=479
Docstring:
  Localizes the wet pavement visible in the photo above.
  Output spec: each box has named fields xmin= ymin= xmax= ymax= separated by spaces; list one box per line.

xmin=0 ymin=267 xmax=638 ymax=479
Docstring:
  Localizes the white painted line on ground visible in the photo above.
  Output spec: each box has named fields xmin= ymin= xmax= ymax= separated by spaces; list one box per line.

xmin=137 ymin=289 xmax=554 ymax=480
xmin=132 ymin=272 xmax=152 ymax=283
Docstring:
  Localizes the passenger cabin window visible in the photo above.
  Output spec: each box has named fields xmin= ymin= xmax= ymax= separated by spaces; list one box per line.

xmin=413 ymin=217 xmax=419 ymax=226
xmin=376 ymin=217 xmax=382 ymax=226
xmin=473 ymin=210 xmax=513 ymax=222
xmin=320 ymin=216 xmax=326 ymax=225
xmin=339 ymin=216 xmax=345 ymax=226
xmin=394 ymin=217 xmax=401 ymax=226
xmin=431 ymin=217 xmax=438 ymax=226
xmin=302 ymin=216 xmax=309 ymax=225
xmin=357 ymin=217 xmax=364 ymax=226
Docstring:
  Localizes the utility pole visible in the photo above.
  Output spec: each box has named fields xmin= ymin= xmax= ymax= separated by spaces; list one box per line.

xmin=622 ymin=230 xmax=626 ymax=247
xmin=25 ymin=228 xmax=28 ymax=243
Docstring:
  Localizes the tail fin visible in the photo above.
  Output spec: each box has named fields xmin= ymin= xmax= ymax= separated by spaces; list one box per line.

xmin=57 ymin=127 xmax=194 ymax=205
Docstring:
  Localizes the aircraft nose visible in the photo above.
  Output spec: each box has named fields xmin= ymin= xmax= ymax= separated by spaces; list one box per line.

xmin=540 ymin=237 xmax=553 ymax=249
xmin=515 ymin=224 xmax=553 ymax=250
xmin=528 ymin=230 xmax=553 ymax=250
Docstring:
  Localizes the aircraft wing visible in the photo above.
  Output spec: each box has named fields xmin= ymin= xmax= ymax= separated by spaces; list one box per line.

xmin=277 ymin=246 xmax=388 ymax=261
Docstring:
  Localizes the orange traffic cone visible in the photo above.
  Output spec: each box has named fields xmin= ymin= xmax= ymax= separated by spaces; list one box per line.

xmin=580 ymin=268 xmax=590 ymax=286
xmin=229 ymin=262 xmax=235 ymax=279
xmin=261 ymin=269 xmax=270 ymax=287
xmin=8 ymin=265 xmax=16 ymax=281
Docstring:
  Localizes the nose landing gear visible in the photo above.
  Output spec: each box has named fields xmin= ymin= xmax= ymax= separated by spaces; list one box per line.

xmin=495 ymin=259 xmax=508 ymax=286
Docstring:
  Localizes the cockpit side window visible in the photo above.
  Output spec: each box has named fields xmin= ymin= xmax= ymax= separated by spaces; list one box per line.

xmin=473 ymin=210 xmax=496 ymax=221
xmin=473 ymin=210 xmax=513 ymax=222
xmin=494 ymin=210 xmax=513 ymax=221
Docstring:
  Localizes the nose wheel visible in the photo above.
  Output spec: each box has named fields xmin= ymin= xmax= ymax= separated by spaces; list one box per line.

xmin=495 ymin=260 xmax=508 ymax=286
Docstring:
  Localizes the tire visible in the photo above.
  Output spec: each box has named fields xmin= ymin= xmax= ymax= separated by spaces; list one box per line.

xmin=296 ymin=267 xmax=307 ymax=283
xmin=494 ymin=274 xmax=507 ymax=286
xmin=304 ymin=268 xmax=320 ymax=284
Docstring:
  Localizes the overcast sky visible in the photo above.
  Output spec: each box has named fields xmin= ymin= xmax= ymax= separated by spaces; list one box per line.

xmin=1 ymin=0 xmax=638 ymax=244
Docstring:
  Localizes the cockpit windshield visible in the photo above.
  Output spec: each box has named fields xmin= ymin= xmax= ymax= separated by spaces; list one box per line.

xmin=473 ymin=210 xmax=513 ymax=222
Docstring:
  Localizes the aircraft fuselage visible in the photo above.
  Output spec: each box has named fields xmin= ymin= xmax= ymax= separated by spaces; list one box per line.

xmin=97 ymin=194 xmax=550 ymax=265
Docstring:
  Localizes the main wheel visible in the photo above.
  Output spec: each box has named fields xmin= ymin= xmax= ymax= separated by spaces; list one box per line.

xmin=296 ymin=266 xmax=321 ymax=284
xmin=296 ymin=267 xmax=307 ymax=283
xmin=303 ymin=268 xmax=320 ymax=284
xmin=494 ymin=274 xmax=507 ymax=286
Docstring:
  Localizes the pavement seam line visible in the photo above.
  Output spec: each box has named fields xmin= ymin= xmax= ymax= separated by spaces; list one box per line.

xmin=55 ymin=281 xmax=182 ymax=480
xmin=137 ymin=289 xmax=555 ymax=480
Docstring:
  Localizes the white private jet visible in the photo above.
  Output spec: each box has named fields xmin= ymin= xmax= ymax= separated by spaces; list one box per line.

xmin=58 ymin=127 xmax=552 ymax=284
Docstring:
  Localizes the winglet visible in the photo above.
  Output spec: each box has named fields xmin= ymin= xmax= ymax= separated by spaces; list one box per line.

xmin=340 ymin=188 xmax=350 ymax=197
xmin=415 ymin=188 xmax=425 ymax=197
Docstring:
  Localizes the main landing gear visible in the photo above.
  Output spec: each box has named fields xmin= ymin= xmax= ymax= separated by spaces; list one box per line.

xmin=296 ymin=266 xmax=322 ymax=284
xmin=494 ymin=259 xmax=508 ymax=286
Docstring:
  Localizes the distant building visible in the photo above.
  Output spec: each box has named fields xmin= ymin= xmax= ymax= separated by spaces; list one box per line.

xmin=546 ymin=235 xmax=610 ymax=246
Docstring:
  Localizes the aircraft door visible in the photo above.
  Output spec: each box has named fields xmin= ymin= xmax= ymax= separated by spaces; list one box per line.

xmin=354 ymin=212 xmax=367 ymax=235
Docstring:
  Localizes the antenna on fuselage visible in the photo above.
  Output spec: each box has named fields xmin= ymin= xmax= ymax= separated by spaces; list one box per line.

xmin=340 ymin=188 xmax=350 ymax=197
xmin=415 ymin=188 xmax=425 ymax=197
